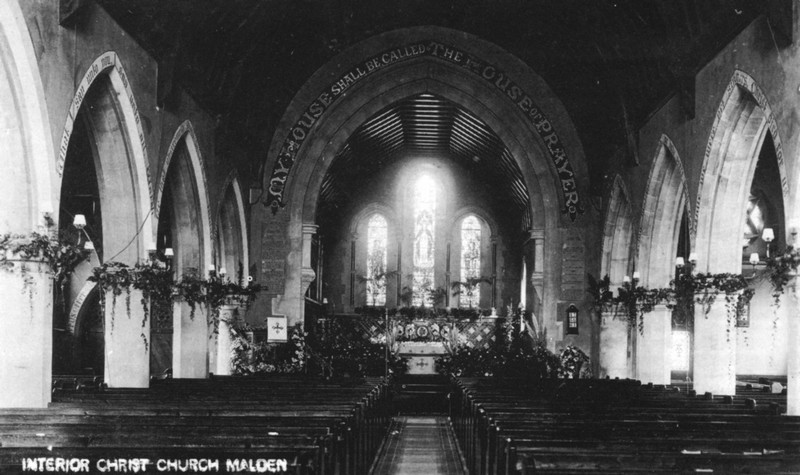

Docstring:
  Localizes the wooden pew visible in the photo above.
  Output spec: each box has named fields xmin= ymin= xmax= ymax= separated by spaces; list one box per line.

xmin=450 ymin=376 xmax=800 ymax=474
xmin=1 ymin=375 xmax=393 ymax=475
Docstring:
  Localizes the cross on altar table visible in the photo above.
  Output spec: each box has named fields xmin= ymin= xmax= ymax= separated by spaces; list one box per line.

xmin=415 ymin=360 xmax=429 ymax=368
xmin=272 ymin=322 xmax=284 ymax=332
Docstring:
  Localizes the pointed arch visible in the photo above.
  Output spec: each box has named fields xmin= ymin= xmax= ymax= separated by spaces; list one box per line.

xmin=0 ymin=0 xmax=56 ymax=232
xmin=216 ymin=172 xmax=250 ymax=280
xmin=694 ymin=71 xmax=788 ymax=273
xmin=601 ymin=175 xmax=635 ymax=286
xmin=58 ymin=52 xmax=153 ymax=258
xmin=637 ymin=134 xmax=690 ymax=287
xmin=156 ymin=120 xmax=213 ymax=273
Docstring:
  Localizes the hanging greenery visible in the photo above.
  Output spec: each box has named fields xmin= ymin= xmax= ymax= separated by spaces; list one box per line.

xmin=764 ymin=246 xmax=800 ymax=307
xmin=132 ymin=260 xmax=174 ymax=338
xmin=203 ymin=273 xmax=261 ymax=333
xmin=89 ymin=261 xmax=135 ymax=330
xmin=0 ymin=232 xmax=90 ymax=306
xmin=89 ymin=260 xmax=263 ymax=348
xmin=587 ymin=271 xmax=753 ymax=335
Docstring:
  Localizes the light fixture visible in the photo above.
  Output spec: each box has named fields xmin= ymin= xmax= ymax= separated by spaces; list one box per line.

xmin=688 ymin=252 xmax=698 ymax=264
xmin=84 ymin=241 xmax=95 ymax=251
xmin=749 ymin=252 xmax=760 ymax=266
xmin=164 ymin=248 xmax=174 ymax=258
xmin=566 ymin=304 xmax=579 ymax=335
xmin=623 ymin=275 xmax=631 ymax=283
xmin=208 ymin=265 xmax=216 ymax=277
xmin=219 ymin=267 xmax=227 ymax=276
xmin=789 ymin=219 xmax=800 ymax=241
xmin=632 ymin=271 xmax=641 ymax=281
xmin=762 ymin=227 xmax=774 ymax=258
xmin=675 ymin=257 xmax=685 ymax=268
xmin=73 ymin=214 xmax=86 ymax=230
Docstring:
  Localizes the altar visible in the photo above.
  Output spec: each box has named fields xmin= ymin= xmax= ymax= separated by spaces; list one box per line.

xmin=398 ymin=341 xmax=447 ymax=375
xmin=309 ymin=309 xmax=509 ymax=377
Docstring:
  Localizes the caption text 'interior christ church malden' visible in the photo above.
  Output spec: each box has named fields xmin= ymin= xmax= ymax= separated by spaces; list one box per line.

xmin=2 ymin=1 xmax=800 ymax=473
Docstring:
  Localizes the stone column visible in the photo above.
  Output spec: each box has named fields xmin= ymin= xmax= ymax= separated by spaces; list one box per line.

xmin=693 ymin=292 xmax=736 ymax=396
xmin=214 ymin=303 xmax=239 ymax=376
xmin=599 ymin=308 xmax=629 ymax=378
xmin=0 ymin=259 xmax=52 ymax=407
xmin=636 ymin=304 xmax=672 ymax=385
xmin=788 ymin=276 xmax=800 ymax=415
xmin=104 ymin=288 xmax=150 ymax=388
xmin=299 ymin=224 xmax=318 ymax=325
xmin=172 ymin=301 xmax=208 ymax=379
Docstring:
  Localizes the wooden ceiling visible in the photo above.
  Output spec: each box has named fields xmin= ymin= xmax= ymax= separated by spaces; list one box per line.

xmin=96 ymin=0 xmax=766 ymax=206
xmin=319 ymin=93 xmax=531 ymax=229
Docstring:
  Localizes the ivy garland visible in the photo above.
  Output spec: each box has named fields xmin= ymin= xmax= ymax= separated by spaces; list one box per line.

xmin=0 ymin=232 xmax=90 ymax=312
xmin=90 ymin=262 xmax=262 ymax=350
xmin=588 ymin=271 xmax=753 ymax=336
xmin=764 ymin=246 xmax=800 ymax=307
xmin=89 ymin=262 xmax=136 ymax=335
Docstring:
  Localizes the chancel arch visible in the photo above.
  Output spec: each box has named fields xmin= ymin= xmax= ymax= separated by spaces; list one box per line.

xmin=155 ymin=123 xmax=212 ymax=379
xmin=261 ymin=27 xmax=589 ymax=351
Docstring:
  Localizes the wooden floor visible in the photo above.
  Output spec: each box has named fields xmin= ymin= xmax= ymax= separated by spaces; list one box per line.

xmin=370 ymin=416 xmax=467 ymax=474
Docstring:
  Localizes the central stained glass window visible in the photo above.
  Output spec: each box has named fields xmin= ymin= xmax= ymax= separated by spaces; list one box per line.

xmin=460 ymin=215 xmax=482 ymax=308
xmin=366 ymin=213 xmax=388 ymax=306
xmin=412 ymin=175 xmax=436 ymax=306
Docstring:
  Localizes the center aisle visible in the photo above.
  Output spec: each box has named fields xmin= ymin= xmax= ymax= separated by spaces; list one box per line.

xmin=369 ymin=416 xmax=467 ymax=475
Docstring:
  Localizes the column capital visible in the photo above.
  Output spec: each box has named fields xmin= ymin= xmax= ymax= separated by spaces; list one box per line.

xmin=302 ymin=223 xmax=318 ymax=235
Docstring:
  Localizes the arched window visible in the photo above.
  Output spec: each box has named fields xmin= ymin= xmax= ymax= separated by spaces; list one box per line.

xmin=460 ymin=215 xmax=482 ymax=308
xmin=366 ymin=213 xmax=388 ymax=306
xmin=412 ymin=175 xmax=436 ymax=306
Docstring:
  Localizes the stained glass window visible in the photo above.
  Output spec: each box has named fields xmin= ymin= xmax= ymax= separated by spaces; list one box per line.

xmin=366 ymin=214 xmax=388 ymax=306
xmin=412 ymin=176 xmax=436 ymax=306
xmin=460 ymin=215 xmax=482 ymax=308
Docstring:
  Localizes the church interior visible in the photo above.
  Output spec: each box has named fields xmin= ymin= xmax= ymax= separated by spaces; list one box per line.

xmin=2 ymin=0 xmax=800 ymax=473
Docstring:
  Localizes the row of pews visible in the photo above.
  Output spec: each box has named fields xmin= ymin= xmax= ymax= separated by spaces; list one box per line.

xmin=0 ymin=375 xmax=392 ymax=474
xmin=450 ymin=377 xmax=800 ymax=474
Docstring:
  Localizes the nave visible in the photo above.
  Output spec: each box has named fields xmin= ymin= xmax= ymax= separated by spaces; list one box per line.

xmin=1 ymin=372 xmax=797 ymax=474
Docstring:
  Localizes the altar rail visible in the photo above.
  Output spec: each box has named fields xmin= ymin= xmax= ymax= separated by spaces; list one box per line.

xmin=308 ymin=310 xmax=511 ymax=353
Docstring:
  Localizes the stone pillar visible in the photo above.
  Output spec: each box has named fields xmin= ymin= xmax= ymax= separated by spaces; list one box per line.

xmin=104 ymin=288 xmax=150 ymax=388
xmin=214 ymin=304 xmax=239 ymax=376
xmin=0 ymin=259 xmax=52 ymax=407
xmin=693 ymin=293 xmax=736 ymax=395
xmin=636 ymin=304 xmax=672 ymax=385
xmin=299 ymin=224 xmax=318 ymax=326
xmin=599 ymin=309 xmax=629 ymax=378
xmin=172 ymin=301 xmax=208 ymax=379
xmin=787 ymin=277 xmax=800 ymax=415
